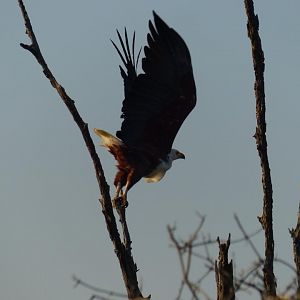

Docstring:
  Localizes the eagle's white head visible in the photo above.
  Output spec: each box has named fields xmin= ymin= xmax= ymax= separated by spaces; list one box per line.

xmin=169 ymin=149 xmax=185 ymax=161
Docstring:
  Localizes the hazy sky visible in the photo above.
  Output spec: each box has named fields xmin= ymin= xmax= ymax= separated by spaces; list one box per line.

xmin=1 ymin=1 xmax=300 ymax=299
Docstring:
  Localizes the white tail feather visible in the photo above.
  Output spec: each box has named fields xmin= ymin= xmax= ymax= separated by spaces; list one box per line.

xmin=94 ymin=128 xmax=123 ymax=148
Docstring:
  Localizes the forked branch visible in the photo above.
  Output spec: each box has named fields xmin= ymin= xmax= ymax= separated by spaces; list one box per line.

xmin=17 ymin=1 xmax=147 ymax=298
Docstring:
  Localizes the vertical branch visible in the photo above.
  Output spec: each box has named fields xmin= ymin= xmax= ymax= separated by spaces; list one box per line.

xmin=17 ymin=1 xmax=147 ymax=299
xmin=215 ymin=235 xmax=235 ymax=300
xmin=114 ymin=206 xmax=144 ymax=299
xmin=243 ymin=0 xmax=276 ymax=297
xmin=290 ymin=203 xmax=300 ymax=298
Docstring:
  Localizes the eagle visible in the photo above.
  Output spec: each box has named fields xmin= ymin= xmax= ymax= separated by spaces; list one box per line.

xmin=94 ymin=12 xmax=196 ymax=206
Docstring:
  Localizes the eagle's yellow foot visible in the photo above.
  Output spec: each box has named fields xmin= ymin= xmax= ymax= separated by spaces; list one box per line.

xmin=112 ymin=196 xmax=128 ymax=208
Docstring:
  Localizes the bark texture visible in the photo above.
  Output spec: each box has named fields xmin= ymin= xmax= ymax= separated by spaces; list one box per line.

xmin=243 ymin=0 xmax=276 ymax=297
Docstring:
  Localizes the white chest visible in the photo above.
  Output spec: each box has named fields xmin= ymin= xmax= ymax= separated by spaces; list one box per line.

xmin=143 ymin=159 xmax=172 ymax=183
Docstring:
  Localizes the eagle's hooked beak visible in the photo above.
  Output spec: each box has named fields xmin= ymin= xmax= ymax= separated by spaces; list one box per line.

xmin=177 ymin=151 xmax=185 ymax=159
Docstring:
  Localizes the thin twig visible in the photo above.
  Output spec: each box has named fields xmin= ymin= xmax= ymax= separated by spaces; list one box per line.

xmin=90 ymin=295 xmax=112 ymax=300
xmin=274 ymin=257 xmax=297 ymax=274
xmin=234 ymin=214 xmax=262 ymax=261
xmin=192 ymin=227 xmax=261 ymax=248
xmin=168 ymin=224 xmax=200 ymax=300
xmin=73 ymin=275 xmax=127 ymax=298
xmin=235 ymin=260 xmax=264 ymax=293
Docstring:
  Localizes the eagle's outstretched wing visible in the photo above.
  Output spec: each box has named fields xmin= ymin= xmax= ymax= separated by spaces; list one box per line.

xmin=114 ymin=12 xmax=196 ymax=159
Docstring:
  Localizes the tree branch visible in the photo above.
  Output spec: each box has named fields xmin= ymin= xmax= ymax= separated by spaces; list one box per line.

xmin=289 ymin=203 xmax=300 ymax=299
xmin=243 ymin=0 xmax=276 ymax=297
xmin=234 ymin=214 xmax=263 ymax=262
xmin=17 ymin=1 xmax=147 ymax=298
xmin=73 ymin=275 xmax=127 ymax=299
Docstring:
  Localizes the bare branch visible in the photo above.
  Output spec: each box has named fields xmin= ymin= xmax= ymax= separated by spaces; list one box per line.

xmin=168 ymin=221 xmax=205 ymax=300
xmin=234 ymin=214 xmax=262 ymax=261
xmin=168 ymin=214 xmax=297 ymax=299
xmin=73 ymin=275 xmax=127 ymax=298
xmin=243 ymin=0 xmax=276 ymax=297
xmin=234 ymin=260 xmax=264 ymax=296
xmin=116 ymin=204 xmax=133 ymax=253
xmin=274 ymin=257 xmax=297 ymax=274
xmin=192 ymin=227 xmax=262 ymax=248
xmin=17 ymin=1 xmax=147 ymax=298
xmin=290 ymin=203 xmax=300 ymax=298
xmin=90 ymin=295 xmax=112 ymax=300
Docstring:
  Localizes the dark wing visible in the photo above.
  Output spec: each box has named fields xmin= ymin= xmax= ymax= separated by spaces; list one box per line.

xmin=115 ymin=12 xmax=196 ymax=158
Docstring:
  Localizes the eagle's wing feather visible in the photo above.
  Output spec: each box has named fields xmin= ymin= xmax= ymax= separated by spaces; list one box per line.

xmin=111 ymin=29 xmax=140 ymax=100
xmin=115 ymin=12 xmax=196 ymax=158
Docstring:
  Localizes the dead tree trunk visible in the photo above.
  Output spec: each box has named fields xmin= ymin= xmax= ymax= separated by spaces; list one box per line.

xmin=215 ymin=235 xmax=235 ymax=300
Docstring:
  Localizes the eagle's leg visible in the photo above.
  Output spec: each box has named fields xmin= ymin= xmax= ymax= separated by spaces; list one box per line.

xmin=114 ymin=182 xmax=122 ymax=199
xmin=121 ymin=184 xmax=129 ymax=207
xmin=112 ymin=182 xmax=124 ymax=208
xmin=112 ymin=175 xmax=131 ymax=208
xmin=120 ymin=169 xmax=140 ymax=207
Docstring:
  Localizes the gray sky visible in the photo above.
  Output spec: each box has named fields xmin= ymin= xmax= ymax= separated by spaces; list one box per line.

xmin=1 ymin=1 xmax=300 ymax=299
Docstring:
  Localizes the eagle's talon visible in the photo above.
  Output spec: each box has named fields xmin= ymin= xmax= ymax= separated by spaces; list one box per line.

xmin=123 ymin=199 xmax=129 ymax=208
xmin=112 ymin=196 xmax=128 ymax=208
xmin=112 ymin=196 xmax=122 ymax=208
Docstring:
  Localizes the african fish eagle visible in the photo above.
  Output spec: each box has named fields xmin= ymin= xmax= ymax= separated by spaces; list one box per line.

xmin=94 ymin=12 xmax=196 ymax=206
